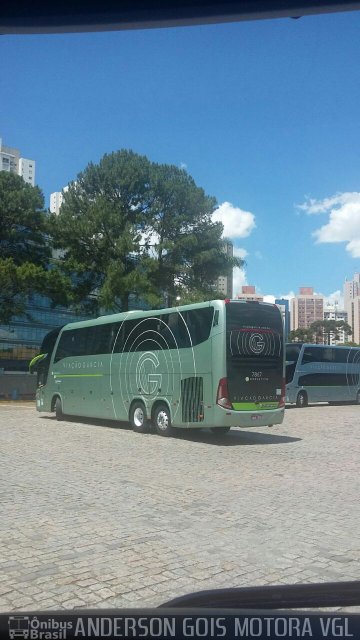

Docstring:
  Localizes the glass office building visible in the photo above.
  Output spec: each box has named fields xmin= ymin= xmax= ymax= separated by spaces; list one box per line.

xmin=0 ymin=294 xmax=150 ymax=373
xmin=0 ymin=295 xmax=90 ymax=372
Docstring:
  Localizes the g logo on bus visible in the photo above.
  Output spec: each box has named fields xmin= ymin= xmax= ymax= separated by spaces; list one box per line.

xmin=136 ymin=352 xmax=163 ymax=396
xmin=249 ymin=333 xmax=265 ymax=354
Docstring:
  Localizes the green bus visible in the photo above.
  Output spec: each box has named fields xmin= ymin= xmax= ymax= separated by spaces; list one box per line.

xmin=31 ymin=299 xmax=285 ymax=436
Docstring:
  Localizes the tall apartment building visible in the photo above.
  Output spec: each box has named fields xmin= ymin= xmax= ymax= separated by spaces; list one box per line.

xmin=50 ymin=187 xmax=69 ymax=215
xmin=344 ymin=273 xmax=360 ymax=344
xmin=236 ymin=285 xmax=263 ymax=302
xmin=216 ymin=240 xmax=233 ymax=298
xmin=0 ymin=138 xmax=35 ymax=186
xmin=323 ymin=306 xmax=348 ymax=344
xmin=291 ymin=287 xmax=324 ymax=331
xmin=352 ymin=297 xmax=360 ymax=345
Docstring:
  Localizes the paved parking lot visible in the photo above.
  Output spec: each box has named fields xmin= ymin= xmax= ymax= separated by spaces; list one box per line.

xmin=0 ymin=402 xmax=359 ymax=612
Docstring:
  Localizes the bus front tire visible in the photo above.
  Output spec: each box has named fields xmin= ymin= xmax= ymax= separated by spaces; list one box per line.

xmin=296 ymin=391 xmax=308 ymax=408
xmin=153 ymin=403 xmax=173 ymax=437
xmin=210 ymin=427 xmax=231 ymax=435
xmin=130 ymin=401 xmax=149 ymax=433
xmin=55 ymin=397 xmax=64 ymax=421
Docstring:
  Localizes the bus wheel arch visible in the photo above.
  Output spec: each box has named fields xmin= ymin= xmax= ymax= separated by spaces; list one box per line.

xmin=296 ymin=390 xmax=308 ymax=408
xmin=52 ymin=395 xmax=64 ymax=421
xmin=152 ymin=401 xmax=173 ymax=437
xmin=129 ymin=400 xmax=149 ymax=433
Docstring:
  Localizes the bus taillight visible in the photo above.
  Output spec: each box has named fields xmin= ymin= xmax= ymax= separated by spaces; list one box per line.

xmin=216 ymin=378 xmax=232 ymax=410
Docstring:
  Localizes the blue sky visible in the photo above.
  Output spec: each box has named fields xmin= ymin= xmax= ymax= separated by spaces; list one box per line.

xmin=2 ymin=11 xmax=360 ymax=305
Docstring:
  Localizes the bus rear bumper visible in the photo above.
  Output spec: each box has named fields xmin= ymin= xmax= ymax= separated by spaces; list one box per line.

xmin=212 ymin=406 xmax=285 ymax=428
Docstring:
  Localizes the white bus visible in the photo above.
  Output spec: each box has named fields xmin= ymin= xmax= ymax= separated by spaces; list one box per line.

xmin=285 ymin=343 xmax=360 ymax=407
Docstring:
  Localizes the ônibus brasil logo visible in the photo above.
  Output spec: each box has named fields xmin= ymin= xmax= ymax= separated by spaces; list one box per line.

xmin=8 ymin=616 xmax=72 ymax=640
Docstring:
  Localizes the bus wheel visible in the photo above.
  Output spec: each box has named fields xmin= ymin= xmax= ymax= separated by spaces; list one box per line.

xmin=355 ymin=391 xmax=360 ymax=405
xmin=153 ymin=403 xmax=173 ymax=437
xmin=296 ymin=391 xmax=308 ymax=408
xmin=55 ymin=397 xmax=64 ymax=421
xmin=130 ymin=401 xmax=149 ymax=433
xmin=210 ymin=427 xmax=231 ymax=435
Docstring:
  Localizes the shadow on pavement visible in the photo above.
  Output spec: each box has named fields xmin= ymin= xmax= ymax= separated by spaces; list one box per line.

xmin=175 ymin=428 xmax=302 ymax=446
xmin=41 ymin=415 xmax=301 ymax=446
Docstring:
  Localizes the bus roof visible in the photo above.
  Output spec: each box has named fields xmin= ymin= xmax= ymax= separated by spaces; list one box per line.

xmin=57 ymin=298 xmax=278 ymax=332
xmin=286 ymin=342 xmax=359 ymax=350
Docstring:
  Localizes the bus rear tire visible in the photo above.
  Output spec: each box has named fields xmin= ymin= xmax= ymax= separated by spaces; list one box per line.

xmin=130 ymin=401 xmax=149 ymax=433
xmin=153 ymin=403 xmax=173 ymax=437
xmin=210 ymin=427 xmax=231 ymax=435
xmin=296 ymin=391 xmax=308 ymax=408
xmin=55 ymin=397 xmax=64 ymax=421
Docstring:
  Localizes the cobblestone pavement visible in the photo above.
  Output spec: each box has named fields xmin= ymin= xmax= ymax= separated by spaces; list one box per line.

xmin=0 ymin=402 xmax=359 ymax=612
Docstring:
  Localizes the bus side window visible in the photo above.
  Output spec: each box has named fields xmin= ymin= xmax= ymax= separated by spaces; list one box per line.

xmin=91 ymin=323 xmax=116 ymax=355
xmin=334 ymin=348 xmax=350 ymax=363
xmin=184 ymin=308 xmax=214 ymax=346
xmin=302 ymin=347 xmax=318 ymax=364
xmin=166 ymin=313 xmax=184 ymax=348
xmin=112 ymin=322 xmax=125 ymax=353
xmin=54 ymin=330 xmax=74 ymax=362
xmin=74 ymin=327 xmax=89 ymax=356
xmin=322 ymin=348 xmax=334 ymax=362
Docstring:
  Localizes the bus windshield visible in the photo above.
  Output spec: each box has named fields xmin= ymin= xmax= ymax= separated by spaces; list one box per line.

xmin=285 ymin=343 xmax=302 ymax=383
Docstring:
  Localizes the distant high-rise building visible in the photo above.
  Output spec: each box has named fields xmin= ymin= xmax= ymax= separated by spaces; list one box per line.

xmin=352 ymin=296 xmax=360 ymax=345
xmin=216 ymin=240 xmax=233 ymax=298
xmin=275 ymin=298 xmax=290 ymax=340
xmin=50 ymin=187 xmax=69 ymax=215
xmin=324 ymin=306 xmax=348 ymax=344
xmin=0 ymin=138 xmax=35 ymax=186
xmin=236 ymin=285 xmax=263 ymax=302
xmin=291 ymin=287 xmax=324 ymax=331
xmin=344 ymin=273 xmax=360 ymax=343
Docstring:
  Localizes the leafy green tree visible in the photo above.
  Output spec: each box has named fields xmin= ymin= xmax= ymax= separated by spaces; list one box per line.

xmin=323 ymin=319 xmax=352 ymax=344
xmin=50 ymin=150 xmax=243 ymax=313
xmin=309 ymin=320 xmax=326 ymax=344
xmin=0 ymin=172 xmax=50 ymax=266
xmin=146 ymin=163 xmax=241 ymax=305
xmin=50 ymin=150 xmax=158 ymax=313
xmin=0 ymin=173 xmax=71 ymax=323
xmin=308 ymin=319 xmax=353 ymax=345
xmin=0 ymin=258 xmax=71 ymax=324
xmin=288 ymin=328 xmax=313 ymax=342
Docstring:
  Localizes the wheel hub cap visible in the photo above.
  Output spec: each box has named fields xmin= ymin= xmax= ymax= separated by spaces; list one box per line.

xmin=134 ymin=407 xmax=144 ymax=427
xmin=157 ymin=411 xmax=168 ymax=430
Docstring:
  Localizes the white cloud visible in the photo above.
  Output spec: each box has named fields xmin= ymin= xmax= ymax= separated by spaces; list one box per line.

xmin=322 ymin=290 xmax=344 ymax=309
xmin=212 ymin=202 xmax=256 ymax=239
xmin=279 ymin=291 xmax=296 ymax=301
xmin=233 ymin=268 xmax=247 ymax=297
xmin=298 ymin=192 xmax=360 ymax=258
xmin=298 ymin=192 xmax=360 ymax=214
xmin=260 ymin=291 xmax=296 ymax=303
xmin=233 ymin=246 xmax=248 ymax=259
xmin=180 ymin=162 xmax=187 ymax=170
